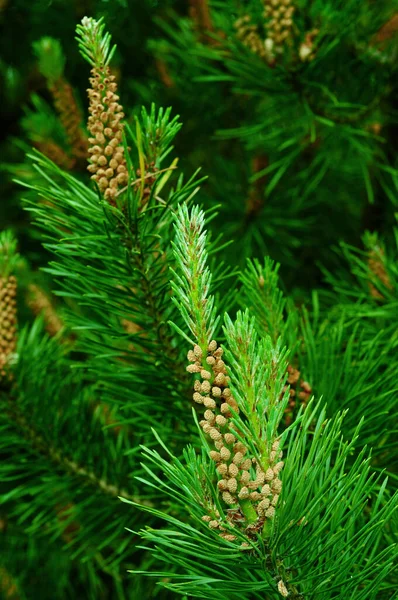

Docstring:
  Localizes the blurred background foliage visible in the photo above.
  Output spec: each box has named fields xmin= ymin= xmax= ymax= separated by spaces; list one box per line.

xmin=1 ymin=0 xmax=397 ymax=287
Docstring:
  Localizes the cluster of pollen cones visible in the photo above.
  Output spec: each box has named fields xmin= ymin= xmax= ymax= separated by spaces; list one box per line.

xmin=187 ymin=341 xmax=283 ymax=542
xmin=87 ymin=66 xmax=128 ymax=204
xmin=0 ymin=276 xmax=17 ymax=380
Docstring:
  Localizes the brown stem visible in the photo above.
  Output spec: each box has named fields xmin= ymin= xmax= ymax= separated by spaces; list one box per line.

xmin=190 ymin=0 xmax=213 ymax=32
xmin=115 ymin=164 xmax=178 ymax=198
xmin=245 ymin=154 xmax=269 ymax=221
xmin=189 ymin=0 xmax=225 ymax=45
xmin=373 ymin=12 xmax=398 ymax=44
xmin=265 ymin=554 xmax=303 ymax=599
xmin=155 ymin=58 xmax=175 ymax=88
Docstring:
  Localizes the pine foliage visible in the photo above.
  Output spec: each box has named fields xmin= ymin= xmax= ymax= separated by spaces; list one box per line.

xmin=0 ymin=6 xmax=397 ymax=600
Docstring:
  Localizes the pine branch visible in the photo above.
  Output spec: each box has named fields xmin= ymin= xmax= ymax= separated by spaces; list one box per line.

xmin=169 ymin=205 xmax=290 ymax=542
xmin=75 ymin=18 xmax=128 ymax=203
xmin=33 ymin=37 xmax=66 ymax=82
xmin=5 ymin=398 xmax=142 ymax=504
xmin=127 ymin=205 xmax=398 ymax=598
xmin=239 ymin=257 xmax=296 ymax=346
xmin=170 ymin=204 xmax=219 ymax=350
xmin=20 ymin=108 xmax=201 ymax=415
xmin=0 ymin=321 xmax=161 ymax=582
xmin=75 ymin=17 xmax=116 ymax=68
xmin=321 ymin=229 xmax=398 ymax=337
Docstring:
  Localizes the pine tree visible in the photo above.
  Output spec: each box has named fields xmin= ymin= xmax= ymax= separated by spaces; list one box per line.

xmin=0 ymin=6 xmax=398 ymax=600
